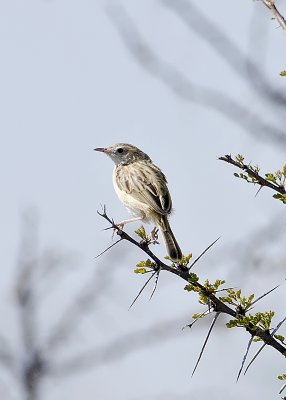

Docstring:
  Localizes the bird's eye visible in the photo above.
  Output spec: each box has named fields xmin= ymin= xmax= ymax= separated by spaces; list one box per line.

xmin=117 ymin=148 xmax=124 ymax=154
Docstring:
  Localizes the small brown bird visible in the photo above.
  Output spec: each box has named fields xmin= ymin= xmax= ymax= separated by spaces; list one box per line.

xmin=95 ymin=143 xmax=182 ymax=261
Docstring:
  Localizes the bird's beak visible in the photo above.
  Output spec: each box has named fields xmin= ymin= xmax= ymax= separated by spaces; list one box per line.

xmin=94 ymin=147 xmax=106 ymax=153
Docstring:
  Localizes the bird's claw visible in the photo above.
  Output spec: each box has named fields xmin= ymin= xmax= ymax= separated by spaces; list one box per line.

xmin=112 ymin=223 xmax=125 ymax=239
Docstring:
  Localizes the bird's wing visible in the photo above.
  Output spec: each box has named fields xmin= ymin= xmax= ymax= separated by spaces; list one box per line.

xmin=115 ymin=162 xmax=172 ymax=215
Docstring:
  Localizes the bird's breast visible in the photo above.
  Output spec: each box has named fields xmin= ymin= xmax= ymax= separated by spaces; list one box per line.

xmin=112 ymin=166 xmax=149 ymax=220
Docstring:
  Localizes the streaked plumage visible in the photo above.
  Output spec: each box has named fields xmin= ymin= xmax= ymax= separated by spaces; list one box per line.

xmin=95 ymin=143 xmax=182 ymax=261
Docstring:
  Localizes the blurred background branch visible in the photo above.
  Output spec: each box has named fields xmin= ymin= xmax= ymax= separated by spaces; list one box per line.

xmin=161 ymin=0 xmax=286 ymax=108
xmin=105 ymin=3 xmax=286 ymax=148
xmin=260 ymin=0 xmax=286 ymax=34
xmin=1 ymin=214 xmax=200 ymax=399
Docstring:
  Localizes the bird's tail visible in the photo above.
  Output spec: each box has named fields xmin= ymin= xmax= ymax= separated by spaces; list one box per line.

xmin=158 ymin=216 xmax=182 ymax=262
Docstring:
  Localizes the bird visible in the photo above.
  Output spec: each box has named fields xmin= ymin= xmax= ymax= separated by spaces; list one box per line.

xmin=94 ymin=143 xmax=182 ymax=262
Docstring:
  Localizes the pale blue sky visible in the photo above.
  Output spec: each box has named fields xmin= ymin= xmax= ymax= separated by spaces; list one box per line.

xmin=1 ymin=1 xmax=286 ymax=399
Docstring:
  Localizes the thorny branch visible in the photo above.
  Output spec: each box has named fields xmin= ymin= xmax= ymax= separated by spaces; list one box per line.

xmin=97 ymin=208 xmax=286 ymax=358
xmin=219 ymin=154 xmax=286 ymax=195
xmin=260 ymin=0 xmax=286 ymax=34
xmin=244 ymin=315 xmax=286 ymax=375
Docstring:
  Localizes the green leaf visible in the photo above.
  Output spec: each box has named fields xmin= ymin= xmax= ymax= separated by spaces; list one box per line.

xmin=265 ymin=173 xmax=276 ymax=183
xmin=273 ymin=193 xmax=286 ymax=204
xmin=188 ymin=273 xmax=199 ymax=283
xmin=236 ymin=154 xmax=245 ymax=163
xmin=274 ymin=334 xmax=285 ymax=343
xmin=135 ymin=226 xmax=147 ymax=239
xmin=134 ymin=268 xmax=147 ymax=274
xmin=180 ymin=253 xmax=193 ymax=267
xmin=136 ymin=258 xmax=156 ymax=270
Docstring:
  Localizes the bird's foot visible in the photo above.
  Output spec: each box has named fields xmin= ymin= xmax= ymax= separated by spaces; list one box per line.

xmin=112 ymin=222 xmax=125 ymax=239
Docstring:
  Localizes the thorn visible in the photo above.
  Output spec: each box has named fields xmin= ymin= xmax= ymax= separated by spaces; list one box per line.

xmin=236 ymin=336 xmax=254 ymax=382
xmin=182 ymin=310 xmax=211 ymax=330
xmin=95 ymin=238 xmax=122 ymax=258
xmin=244 ymin=315 xmax=286 ymax=375
xmin=252 ymin=284 xmax=280 ymax=306
xmin=255 ymin=185 xmax=263 ymax=197
xmin=191 ymin=312 xmax=220 ymax=377
xmin=149 ymin=270 xmax=160 ymax=301
xmin=129 ymin=271 xmax=157 ymax=310
xmin=189 ymin=237 xmax=220 ymax=271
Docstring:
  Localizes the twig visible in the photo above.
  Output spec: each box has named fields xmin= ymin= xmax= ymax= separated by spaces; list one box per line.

xmin=244 ymin=315 xmax=286 ymax=375
xmin=260 ymin=0 xmax=286 ymax=34
xmin=219 ymin=154 xmax=286 ymax=194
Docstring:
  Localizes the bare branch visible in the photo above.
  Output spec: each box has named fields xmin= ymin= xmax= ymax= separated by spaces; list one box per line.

xmin=105 ymin=4 xmax=286 ymax=147
xmin=161 ymin=0 xmax=286 ymax=108
xmin=260 ymin=0 xmax=286 ymax=34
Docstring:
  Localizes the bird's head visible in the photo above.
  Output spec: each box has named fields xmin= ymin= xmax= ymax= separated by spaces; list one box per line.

xmin=94 ymin=143 xmax=151 ymax=165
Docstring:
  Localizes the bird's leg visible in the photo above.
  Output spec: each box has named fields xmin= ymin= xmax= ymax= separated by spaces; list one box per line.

xmin=115 ymin=216 xmax=144 ymax=230
xmin=112 ymin=216 xmax=144 ymax=238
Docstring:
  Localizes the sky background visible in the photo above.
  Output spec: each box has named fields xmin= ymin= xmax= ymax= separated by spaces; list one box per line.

xmin=1 ymin=1 xmax=286 ymax=399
